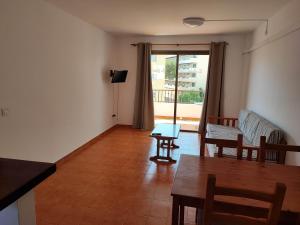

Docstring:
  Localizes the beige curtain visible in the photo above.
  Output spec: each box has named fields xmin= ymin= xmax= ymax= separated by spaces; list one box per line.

xmin=132 ymin=43 xmax=155 ymax=130
xmin=199 ymin=42 xmax=226 ymax=134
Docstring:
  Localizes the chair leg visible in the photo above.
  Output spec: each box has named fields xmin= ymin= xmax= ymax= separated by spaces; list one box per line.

xmin=196 ymin=208 xmax=204 ymax=225
xmin=200 ymin=134 xmax=205 ymax=156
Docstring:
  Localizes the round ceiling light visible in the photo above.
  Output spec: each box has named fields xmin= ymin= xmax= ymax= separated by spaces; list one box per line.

xmin=183 ymin=17 xmax=205 ymax=27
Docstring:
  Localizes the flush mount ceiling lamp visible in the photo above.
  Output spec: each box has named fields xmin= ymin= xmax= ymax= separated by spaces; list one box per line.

xmin=183 ymin=17 xmax=269 ymax=35
xmin=183 ymin=17 xmax=205 ymax=27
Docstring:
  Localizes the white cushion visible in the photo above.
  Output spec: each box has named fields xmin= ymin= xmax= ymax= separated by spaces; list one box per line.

xmin=206 ymin=123 xmax=256 ymax=159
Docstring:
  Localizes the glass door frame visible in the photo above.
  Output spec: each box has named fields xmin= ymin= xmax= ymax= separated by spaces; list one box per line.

xmin=151 ymin=50 xmax=210 ymax=132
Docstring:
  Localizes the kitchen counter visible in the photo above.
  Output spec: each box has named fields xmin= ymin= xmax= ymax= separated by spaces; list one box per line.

xmin=0 ymin=158 xmax=56 ymax=225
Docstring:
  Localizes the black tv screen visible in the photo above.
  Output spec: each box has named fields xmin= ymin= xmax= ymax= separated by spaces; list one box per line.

xmin=111 ymin=70 xmax=128 ymax=83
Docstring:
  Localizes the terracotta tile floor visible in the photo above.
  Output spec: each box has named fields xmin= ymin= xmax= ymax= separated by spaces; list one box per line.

xmin=36 ymin=126 xmax=201 ymax=225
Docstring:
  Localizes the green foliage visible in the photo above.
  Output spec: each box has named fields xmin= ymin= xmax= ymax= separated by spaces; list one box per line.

xmin=178 ymin=89 xmax=205 ymax=103
xmin=165 ymin=60 xmax=176 ymax=80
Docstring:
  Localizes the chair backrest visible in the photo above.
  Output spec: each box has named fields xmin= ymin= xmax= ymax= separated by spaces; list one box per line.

xmin=203 ymin=174 xmax=286 ymax=225
xmin=259 ymin=136 xmax=300 ymax=164
xmin=204 ymin=134 xmax=246 ymax=160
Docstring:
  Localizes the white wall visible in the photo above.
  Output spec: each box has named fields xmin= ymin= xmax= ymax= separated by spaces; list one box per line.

xmin=245 ymin=0 xmax=300 ymax=165
xmin=0 ymin=0 xmax=117 ymax=163
xmin=116 ymin=34 xmax=247 ymax=125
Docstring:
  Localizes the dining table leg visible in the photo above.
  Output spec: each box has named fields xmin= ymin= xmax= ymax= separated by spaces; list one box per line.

xmin=172 ymin=196 xmax=179 ymax=225
xmin=179 ymin=204 xmax=184 ymax=225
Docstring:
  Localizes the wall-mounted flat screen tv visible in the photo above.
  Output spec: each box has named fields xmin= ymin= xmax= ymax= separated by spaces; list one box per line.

xmin=111 ymin=70 xmax=128 ymax=83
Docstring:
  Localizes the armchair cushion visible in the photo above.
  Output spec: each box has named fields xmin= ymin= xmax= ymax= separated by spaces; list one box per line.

xmin=238 ymin=109 xmax=251 ymax=131
xmin=252 ymin=117 xmax=284 ymax=146
xmin=240 ymin=112 xmax=261 ymax=143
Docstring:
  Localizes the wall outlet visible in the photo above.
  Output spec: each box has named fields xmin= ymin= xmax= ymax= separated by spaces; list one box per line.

xmin=1 ymin=108 xmax=9 ymax=117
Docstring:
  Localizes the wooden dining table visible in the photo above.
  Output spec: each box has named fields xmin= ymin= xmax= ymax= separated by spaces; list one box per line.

xmin=171 ymin=155 xmax=300 ymax=225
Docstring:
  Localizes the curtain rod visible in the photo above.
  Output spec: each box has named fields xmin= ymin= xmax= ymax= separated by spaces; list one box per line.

xmin=130 ymin=42 xmax=228 ymax=46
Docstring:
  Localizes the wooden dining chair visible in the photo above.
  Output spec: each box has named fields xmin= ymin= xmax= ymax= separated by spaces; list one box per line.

xmin=259 ymin=136 xmax=300 ymax=164
xmin=202 ymin=174 xmax=286 ymax=225
xmin=203 ymin=134 xmax=254 ymax=160
xmin=196 ymin=134 xmax=255 ymax=224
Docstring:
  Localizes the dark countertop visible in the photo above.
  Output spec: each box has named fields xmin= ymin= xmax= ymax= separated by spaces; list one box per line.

xmin=0 ymin=158 xmax=56 ymax=211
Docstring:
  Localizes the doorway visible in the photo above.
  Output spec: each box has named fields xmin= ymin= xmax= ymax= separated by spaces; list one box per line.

xmin=151 ymin=51 xmax=209 ymax=131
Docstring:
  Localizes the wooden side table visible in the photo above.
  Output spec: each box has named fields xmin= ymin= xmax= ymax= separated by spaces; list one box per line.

xmin=150 ymin=124 xmax=180 ymax=163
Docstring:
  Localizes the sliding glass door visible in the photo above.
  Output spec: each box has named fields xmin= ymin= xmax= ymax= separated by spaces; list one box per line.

xmin=151 ymin=54 xmax=177 ymax=125
xmin=151 ymin=51 xmax=209 ymax=131
xmin=176 ymin=54 xmax=209 ymax=131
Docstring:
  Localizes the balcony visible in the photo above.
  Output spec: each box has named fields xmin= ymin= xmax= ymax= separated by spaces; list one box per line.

xmin=153 ymin=89 xmax=203 ymax=131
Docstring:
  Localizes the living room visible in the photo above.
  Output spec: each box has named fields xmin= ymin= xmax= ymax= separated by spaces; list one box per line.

xmin=0 ymin=0 xmax=300 ymax=225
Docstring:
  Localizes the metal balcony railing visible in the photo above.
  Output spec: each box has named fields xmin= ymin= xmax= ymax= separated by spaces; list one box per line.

xmin=153 ymin=89 xmax=204 ymax=104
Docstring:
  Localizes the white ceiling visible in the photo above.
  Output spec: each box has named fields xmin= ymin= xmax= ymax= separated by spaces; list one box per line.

xmin=46 ymin=0 xmax=291 ymax=36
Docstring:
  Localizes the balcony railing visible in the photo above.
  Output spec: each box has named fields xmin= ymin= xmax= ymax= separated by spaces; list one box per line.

xmin=153 ymin=89 xmax=204 ymax=104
